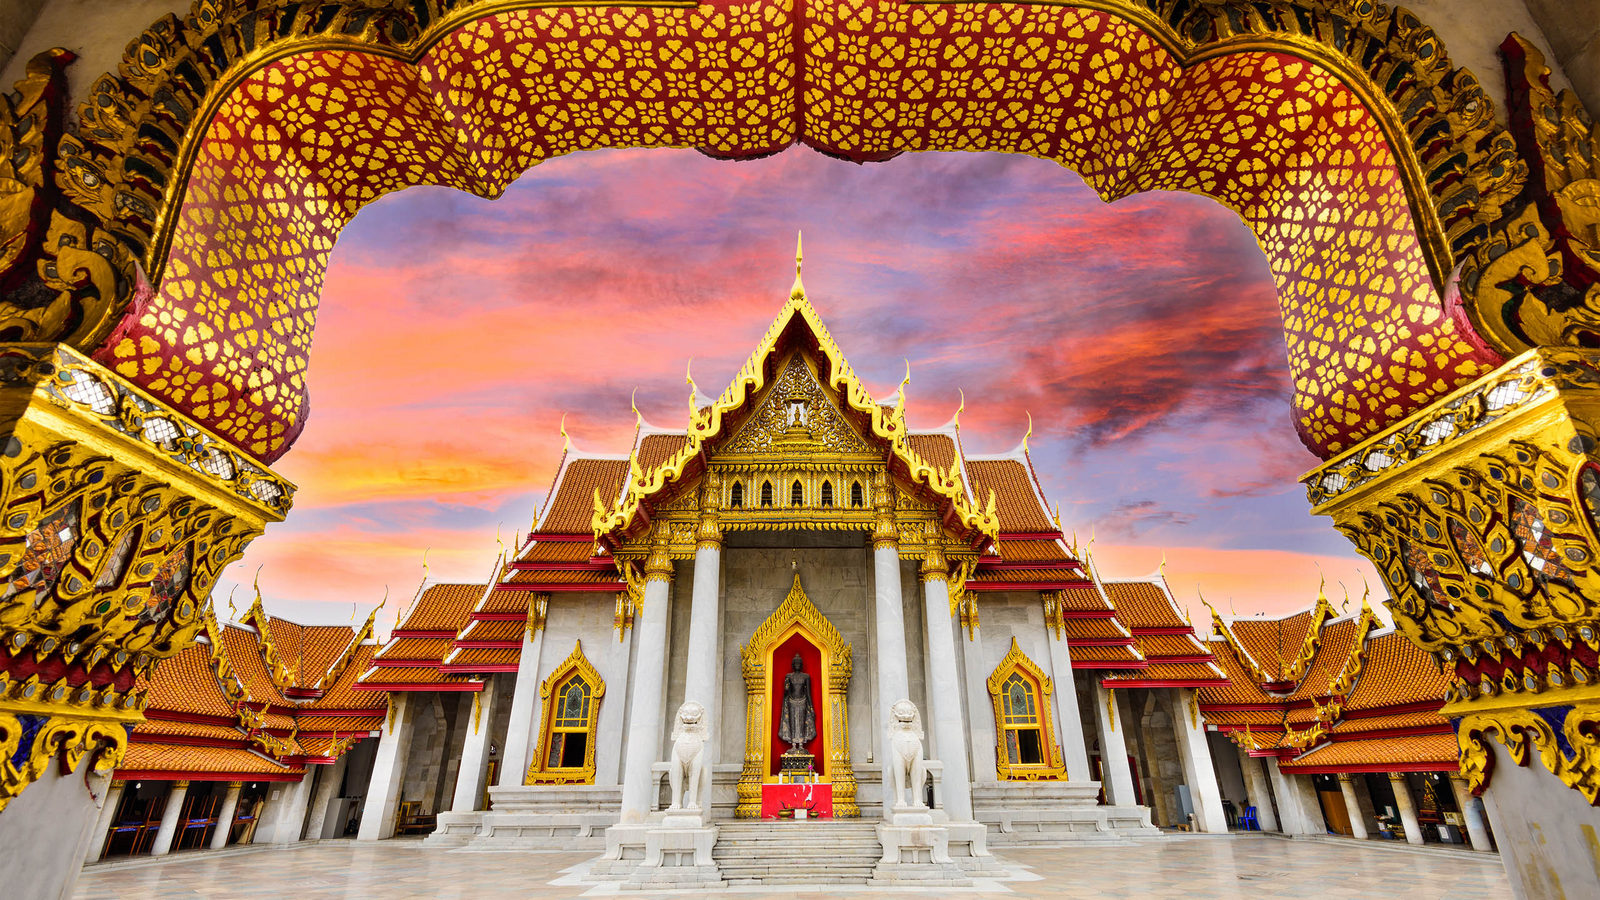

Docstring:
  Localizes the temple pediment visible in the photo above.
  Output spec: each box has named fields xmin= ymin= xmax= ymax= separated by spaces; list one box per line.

xmin=717 ymin=352 xmax=874 ymax=459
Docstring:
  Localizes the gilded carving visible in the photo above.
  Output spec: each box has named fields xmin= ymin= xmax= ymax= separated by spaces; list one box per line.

xmin=985 ymin=638 xmax=1065 ymax=781
xmin=526 ymin=640 xmax=605 ymax=785
xmin=1456 ymin=700 xmax=1600 ymax=802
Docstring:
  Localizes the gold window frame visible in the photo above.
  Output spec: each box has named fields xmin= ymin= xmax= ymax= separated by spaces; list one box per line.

xmin=526 ymin=640 xmax=605 ymax=785
xmin=986 ymin=637 xmax=1066 ymax=781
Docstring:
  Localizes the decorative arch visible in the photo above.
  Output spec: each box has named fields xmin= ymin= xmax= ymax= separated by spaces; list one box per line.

xmin=986 ymin=637 xmax=1066 ymax=780
xmin=526 ymin=639 xmax=605 ymax=785
xmin=3 ymin=0 xmax=1563 ymax=463
xmin=736 ymin=574 xmax=857 ymax=817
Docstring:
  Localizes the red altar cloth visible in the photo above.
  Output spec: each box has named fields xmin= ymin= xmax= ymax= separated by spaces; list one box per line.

xmin=759 ymin=782 xmax=833 ymax=819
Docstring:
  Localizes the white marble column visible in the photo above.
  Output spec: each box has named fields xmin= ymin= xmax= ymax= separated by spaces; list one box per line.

xmin=958 ymin=617 xmax=997 ymax=785
xmin=1389 ymin=772 xmax=1424 ymax=845
xmin=1169 ymin=688 xmax=1227 ymax=833
xmin=1449 ymin=775 xmax=1493 ymax=851
xmin=305 ymin=755 xmax=349 ymax=841
xmin=1093 ymin=685 xmax=1139 ymax=806
xmin=83 ymin=781 xmax=124 ymax=864
xmin=680 ymin=490 xmax=723 ymax=813
xmin=618 ymin=534 xmax=674 ymax=824
xmin=150 ymin=781 xmax=188 ymax=856
xmin=920 ymin=550 xmax=973 ymax=822
xmin=258 ymin=773 xmax=316 ymax=844
xmin=872 ymin=491 xmax=911 ymax=811
xmin=499 ymin=595 xmax=549 ymax=787
xmin=358 ymin=692 xmax=416 ymax=840
xmin=1042 ymin=628 xmax=1092 ymax=782
xmin=1266 ymin=759 xmax=1325 ymax=835
xmin=209 ymin=782 xmax=243 ymax=850
xmin=1337 ymin=774 xmax=1368 ymax=839
xmin=1239 ymin=755 xmax=1278 ymax=832
xmin=449 ymin=678 xmax=501 ymax=812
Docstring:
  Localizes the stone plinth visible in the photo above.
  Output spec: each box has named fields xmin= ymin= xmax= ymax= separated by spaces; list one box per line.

xmin=423 ymin=810 xmax=484 ymax=847
xmin=972 ymin=781 xmax=1157 ymax=843
xmin=620 ymin=816 xmax=722 ymax=890
xmin=873 ymin=820 xmax=968 ymax=884
xmin=464 ymin=784 xmax=619 ymax=851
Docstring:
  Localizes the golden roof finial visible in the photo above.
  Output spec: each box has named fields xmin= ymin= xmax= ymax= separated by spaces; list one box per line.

xmin=1022 ymin=412 xmax=1033 ymax=455
xmin=421 ymin=547 xmax=430 ymax=583
xmin=1338 ymin=580 xmax=1350 ymax=613
xmin=630 ymin=388 xmax=642 ymax=430
xmin=227 ymin=585 xmax=238 ymax=621
xmin=1053 ymin=504 xmax=1062 ymax=534
xmin=1159 ymin=551 xmax=1167 ymax=576
xmin=686 ymin=359 xmax=699 ymax=414
xmin=559 ymin=412 xmax=572 ymax=454
xmin=791 ymin=231 xmax=805 ymax=299
xmin=953 ymin=388 xmax=965 ymax=430
xmin=894 ymin=359 xmax=911 ymax=415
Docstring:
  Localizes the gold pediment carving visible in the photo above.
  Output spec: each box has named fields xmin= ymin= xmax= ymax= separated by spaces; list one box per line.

xmin=720 ymin=353 xmax=871 ymax=457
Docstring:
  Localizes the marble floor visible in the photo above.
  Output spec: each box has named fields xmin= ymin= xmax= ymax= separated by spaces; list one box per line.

xmin=73 ymin=834 xmax=1510 ymax=899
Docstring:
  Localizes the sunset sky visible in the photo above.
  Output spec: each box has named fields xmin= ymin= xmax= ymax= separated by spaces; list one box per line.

xmin=214 ymin=147 xmax=1382 ymax=629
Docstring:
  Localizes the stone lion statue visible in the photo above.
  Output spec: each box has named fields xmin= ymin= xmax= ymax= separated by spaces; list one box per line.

xmin=667 ymin=700 xmax=708 ymax=811
xmin=886 ymin=698 xmax=927 ymax=810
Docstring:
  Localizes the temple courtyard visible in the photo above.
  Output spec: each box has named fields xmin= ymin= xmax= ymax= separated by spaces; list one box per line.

xmin=73 ymin=835 xmax=1507 ymax=899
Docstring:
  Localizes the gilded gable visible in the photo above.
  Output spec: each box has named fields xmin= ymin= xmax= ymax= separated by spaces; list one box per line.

xmin=719 ymin=353 xmax=871 ymax=456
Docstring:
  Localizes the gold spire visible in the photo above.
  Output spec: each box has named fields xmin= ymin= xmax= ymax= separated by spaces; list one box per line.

xmin=559 ymin=412 xmax=572 ymax=454
xmin=791 ymin=231 xmax=805 ymax=298
xmin=1022 ymin=411 xmax=1034 ymax=455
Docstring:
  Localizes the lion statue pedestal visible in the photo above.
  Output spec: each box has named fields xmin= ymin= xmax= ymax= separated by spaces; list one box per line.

xmin=626 ymin=702 xmax=723 ymax=889
xmin=873 ymin=700 xmax=968 ymax=885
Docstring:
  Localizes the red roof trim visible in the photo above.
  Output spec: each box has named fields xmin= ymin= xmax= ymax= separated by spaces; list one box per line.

xmin=296 ymin=708 xmax=386 ymax=718
xmin=1131 ymin=626 xmax=1196 ymax=637
xmin=1102 ymin=678 xmax=1228 ymax=688
xmin=1341 ymin=701 xmax=1447 ymax=719
xmin=471 ymin=612 xmax=526 ymax=622
xmin=998 ymin=532 xmax=1065 ymax=541
xmin=508 ymin=561 xmax=617 ymax=572
xmin=1279 ymin=761 xmax=1460 ymax=775
xmin=115 ymin=769 xmax=303 ymax=783
xmin=1073 ymin=659 xmax=1149 ymax=670
xmin=439 ymin=663 xmax=521 ymax=673
xmin=968 ymin=581 xmax=1084 ymax=592
xmin=128 ymin=733 xmax=248 ymax=749
xmin=526 ymin=533 xmax=595 ymax=542
xmin=390 ymin=629 xmax=457 ymax=640
xmin=284 ymin=687 xmax=322 ymax=699
xmin=353 ymin=681 xmax=484 ymax=692
xmin=496 ymin=582 xmax=626 ymax=592
xmin=1331 ymin=723 xmax=1454 ymax=741
xmin=370 ymin=658 xmax=444 ymax=668
xmin=1143 ymin=654 xmax=1218 ymax=665
xmin=143 ymin=711 xmax=239 ymax=727
xmin=452 ymin=641 xmax=520 ymax=650
xmin=1203 ymin=704 xmax=1287 ymax=713
xmin=1067 ymin=637 xmax=1138 ymax=648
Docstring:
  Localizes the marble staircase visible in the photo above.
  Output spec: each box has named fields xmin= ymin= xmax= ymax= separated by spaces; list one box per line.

xmin=711 ymin=820 xmax=883 ymax=885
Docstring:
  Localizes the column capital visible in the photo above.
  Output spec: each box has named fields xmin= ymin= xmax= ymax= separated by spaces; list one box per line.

xmin=172 ymin=780 xmax=190 ymax=789
xmin=920 ymin=544 xmax=948 ymax=583
xmin=227 ymin=781 xmax=244 ymax=789
xmin=871 ymin=467 xmax=897 ymax=551
xmin=526 ymin=592 xmax=549 ymax=638
xmin=1387 ymin=772 xmax=1407 ymax=784
xmin=1337 ymin=773 xmax=1355 ymax=784
xmin=696 ymin=470 xmax=723 ymax=550
xmin=644 ymin=529 xmax=673 ymax=582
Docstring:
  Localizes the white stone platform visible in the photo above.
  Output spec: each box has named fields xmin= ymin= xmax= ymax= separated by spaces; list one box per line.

xmin=973 ymin=781 xmax=1158 ymax=844
xmin=462 ymin=784 xmax=621 ymax=851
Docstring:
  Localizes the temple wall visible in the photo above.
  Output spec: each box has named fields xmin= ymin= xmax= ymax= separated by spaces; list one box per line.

xmin=1208 ymin=732 xmax=1249 ymax=811
xmin=536 ymin=592 xmax=629 ymax=785
xmin=398 ymin=693 xmax=464 ymax=815
xmin=956 ymin=591 xmax=1072 ymax=782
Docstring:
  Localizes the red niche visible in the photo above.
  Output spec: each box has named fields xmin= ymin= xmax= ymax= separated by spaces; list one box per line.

xmin=769 ymin=631 xmax=824 ymax=776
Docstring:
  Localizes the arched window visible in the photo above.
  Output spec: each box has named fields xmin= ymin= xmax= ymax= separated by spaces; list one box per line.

xmin=791 ymin=480 xmax=804 ymax=507
xmin=850 ymin=481 xmax=864 ymax=508
xmin=527 ymin=641 xmax=605 ymax=784
xmin=985 ymin=638 xmax=1065 ymax=780
xmin=760 ymin=480 xmax=774 ymax=507
xmin=729 ymin=481 xmax=744 ymax=509
xmin=820 ymin=481 xmax=834 ymax=507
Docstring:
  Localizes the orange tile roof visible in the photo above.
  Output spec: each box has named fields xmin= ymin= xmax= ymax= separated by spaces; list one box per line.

xmin=971 ymin=568 xmax=1085 ymax=584
xmin=1204 ymin=708 xmax=1285 ymax=726
xmin=638 ymin=433 xmax=689 ymax=473
xmin=1137 ymin=634 xmax=1210 ymax=658
xmin=1197 ymin=647 xmax=1279 ymax=706
xmin=475 ymin=588 xmax=529 ymax=615
xmin=540 ymin=458 xmax=629 ymax=534
xmin=1104 ymin=662 xmax=1226 ymax=683
xmin=134 ymin=719 xmax=247 ymax=742
xmin=395 ymin=583 xmax=486 ymax=632
xmin=120 ymin=744 xmax=304 ymax=778
xmin=517 ymin=541 xmax=597 ymax=563
xmin=1069 ymin=644 xmax=1145 ymax=665
xmin=375 ymin=637 xmax=453 ymax=661
xmin=311 ymin=647 xmax=388 ymax=710
xmin=139 ymin=644 xmax=238 ymax=719
xmin=459 ymin=619 xmax=523 ymax=642
xmin=356 ymin=664 xmax=481 ymax=688
xmin=1054 ymin=584 xmax=1116 ymax=613
xmin=298 ymin=625 xmax=359 ymax=687
xmin=506 ymin=569 xmax=622 ymax=586
xmin=1287 ymin=617 xmax=1362 ymax=701
xmin=1230 ymin=612 xmax=1314 ymax=683
xmin=1277 ymin=733 xmax=1459 ymax=772
xmin=965 ymin=458 xmax=1053 ymax=532
xmin=1061 ymin=618 xmax=1134 ymax=643
xmin=994 ymin=539 xmax=1071 ymax=562
xmin=1331 ymin=710 xmax=1450 ymax=734
xmin=443 ymin=647 xmax=521 ymax=669
xmin=264 ymin=616 xmax=304 ymax=686
xmin=1102 ymin=580 xmax=1188 ymax=630
xmin=906 ymin=432 xmax=958 ymax=473
xmin=296 ymin=714 xmax=385 ymax=733
xmin=1345 ymin=632 xmax=1451 ymax=710
xmin=219 ymin=626 xmax=292 ymax=707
